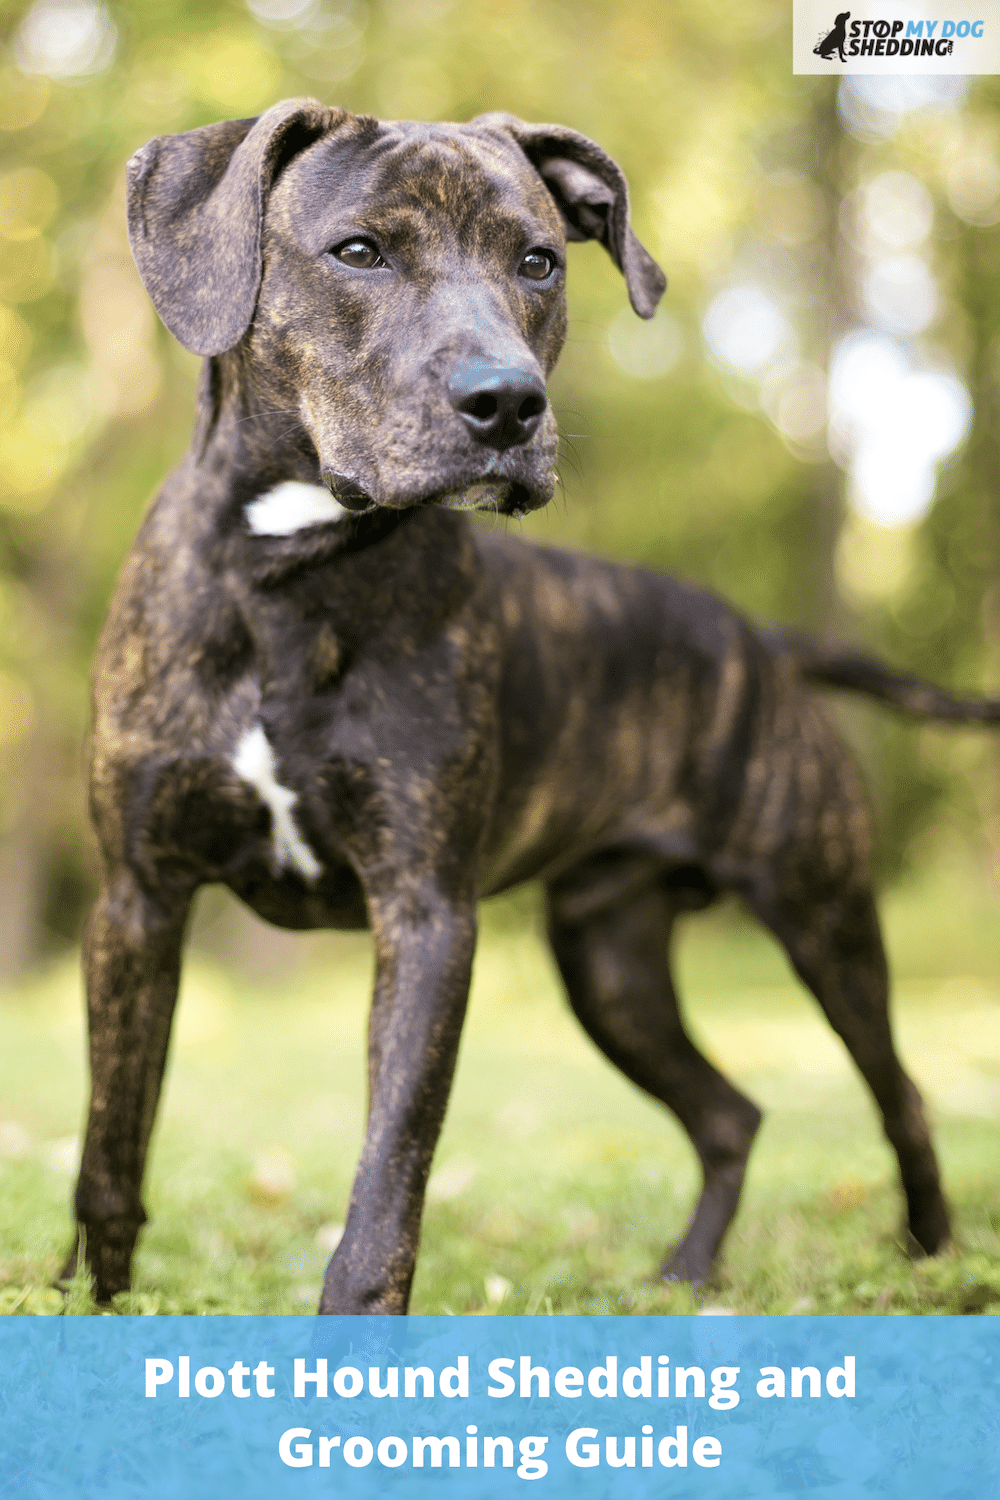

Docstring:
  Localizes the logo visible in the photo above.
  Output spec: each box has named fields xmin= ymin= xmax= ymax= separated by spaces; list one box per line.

xmin=813 ymin=14 xmax=984 ymax=60
xmin=814 ymin=11 xmax=851 ymax=60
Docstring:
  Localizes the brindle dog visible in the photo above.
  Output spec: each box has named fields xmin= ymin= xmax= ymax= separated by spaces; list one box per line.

xmin=69 ymin=98 xmax=997 ymax=1314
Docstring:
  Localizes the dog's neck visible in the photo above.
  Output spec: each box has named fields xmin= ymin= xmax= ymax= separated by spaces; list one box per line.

xmin=194 ymin=353 xmax=322 ymax=493
xmin=183 ymin=355 xmax=421 ymax=586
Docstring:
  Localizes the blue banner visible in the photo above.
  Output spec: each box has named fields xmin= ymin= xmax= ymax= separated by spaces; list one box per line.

xmin=2 ymin=1316 xmax=996 ymax=1497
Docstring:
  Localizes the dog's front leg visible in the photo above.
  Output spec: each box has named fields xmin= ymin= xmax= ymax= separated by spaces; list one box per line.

xmin=319 ymin=883 xmax=477 ymax=1315
xmin=67 ymin=868 xmax=194 ymax=1304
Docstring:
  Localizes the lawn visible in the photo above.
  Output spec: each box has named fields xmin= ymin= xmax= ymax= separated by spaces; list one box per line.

xmin=2 ymin=859 xmax=1000 ymax=1316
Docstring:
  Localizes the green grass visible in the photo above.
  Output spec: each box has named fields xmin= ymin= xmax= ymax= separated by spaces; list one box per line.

xmin=3 ymin=860 xmax=1000 ymax=1315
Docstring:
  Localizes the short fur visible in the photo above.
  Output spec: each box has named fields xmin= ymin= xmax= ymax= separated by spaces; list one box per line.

xmin=68 ymin=100 xmax=995 ymax=1313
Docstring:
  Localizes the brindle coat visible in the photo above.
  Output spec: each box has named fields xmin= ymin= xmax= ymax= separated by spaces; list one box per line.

xmin=71 ymin=98 xmax=991 ymax=1313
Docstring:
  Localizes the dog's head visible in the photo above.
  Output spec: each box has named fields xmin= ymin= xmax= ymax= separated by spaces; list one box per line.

xmin=127 ymin=99 xmax=665 ymax=518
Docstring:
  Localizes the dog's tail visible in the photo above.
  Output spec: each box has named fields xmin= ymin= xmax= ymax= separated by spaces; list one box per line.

xmin=757 ymin=624 xmax=1000 ymax=724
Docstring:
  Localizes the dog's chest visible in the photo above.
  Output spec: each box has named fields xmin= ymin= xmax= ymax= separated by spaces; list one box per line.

xmin=229 ymin=723 xmax=322 ymax=882
xmin=121 ymin=599 xmax=495 ymax=917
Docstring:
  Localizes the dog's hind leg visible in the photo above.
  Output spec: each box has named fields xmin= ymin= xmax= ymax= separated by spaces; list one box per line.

xmin=746 ymin=878 xmax=950 ymax=1257
xmin=65 ymin=869 xmax=194 ymax=1303
xmin=546 ymin=862 xmax=762 ymax=1283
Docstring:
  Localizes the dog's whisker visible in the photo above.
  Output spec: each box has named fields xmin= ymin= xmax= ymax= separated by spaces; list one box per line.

xmin=556 ymin=441 xmax=584 ymax=483
xmin=234 ymin=408 xmax=303 ymax=426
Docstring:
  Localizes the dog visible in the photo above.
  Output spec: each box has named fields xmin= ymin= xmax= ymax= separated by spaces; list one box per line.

xmin=66 ymin=98 xmax=999 ymax=1314
xmin=814 ymin=12 xmax=851 ymax=62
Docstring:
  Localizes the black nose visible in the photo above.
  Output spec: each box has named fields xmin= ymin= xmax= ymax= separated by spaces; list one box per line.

xmin=447 ymin=360 xmax=547 ymax=451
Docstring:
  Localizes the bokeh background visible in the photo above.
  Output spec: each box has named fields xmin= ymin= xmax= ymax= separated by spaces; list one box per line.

xmin=6 ymin=0 xmax=1000 ymax=1316
xmin=3 ymin=0 xmax=1000 ymax=975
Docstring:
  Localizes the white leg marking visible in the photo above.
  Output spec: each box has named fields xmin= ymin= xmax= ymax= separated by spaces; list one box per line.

xmin=245 ymin=481 xmax=350 ymax=536
xmin=232 ymin=725 xmax=323 ymax=882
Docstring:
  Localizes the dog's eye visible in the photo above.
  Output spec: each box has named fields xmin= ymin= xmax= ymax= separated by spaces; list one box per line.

xmin=333 ymin=239 xmax=386 ymax=270
xmin=518 ymin=249 xmax=557 ymax=282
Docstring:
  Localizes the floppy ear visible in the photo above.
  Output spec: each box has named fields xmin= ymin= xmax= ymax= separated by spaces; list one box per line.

xmin=476 ymin=113 xmax=666 ymax=319
xmin=127 ymin=97 xmax=343 ymax=356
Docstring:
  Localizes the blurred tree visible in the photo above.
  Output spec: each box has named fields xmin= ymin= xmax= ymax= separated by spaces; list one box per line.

xmin=0 ymin=0 xmax=998 ymax=973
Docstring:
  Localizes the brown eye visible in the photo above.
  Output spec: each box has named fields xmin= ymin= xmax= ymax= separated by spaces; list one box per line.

xmin=333 ymin=239 xmax=386 ymax=269
xmin=519 ymin=249 xmax=556 ymax=282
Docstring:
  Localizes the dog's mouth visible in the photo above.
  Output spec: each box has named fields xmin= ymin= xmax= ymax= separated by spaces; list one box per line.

xmin=438 ymin=481 xmax=537 ymax=514
xmin=323 ymin=472 xmax=544 ymax=518
xmin=323 ymin=473 xmax=376 ymax=513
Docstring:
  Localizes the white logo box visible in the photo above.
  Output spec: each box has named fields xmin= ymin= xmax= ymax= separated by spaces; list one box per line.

xmin=794 ymin=0 xmax=1000 ymax=73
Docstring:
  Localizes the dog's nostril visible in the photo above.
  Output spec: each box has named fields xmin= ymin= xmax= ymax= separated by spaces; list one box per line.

xmin=464 ymin=393 xmax=499 ymax=422
xmin=517 ymin=393 xmax=546 ymax=423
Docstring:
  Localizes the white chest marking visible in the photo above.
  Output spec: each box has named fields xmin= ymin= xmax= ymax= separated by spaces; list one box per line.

xmin=245 ymin=481 xmax=350 ymax=536
xmin=232 ymin=725 xmax=323 ymax=882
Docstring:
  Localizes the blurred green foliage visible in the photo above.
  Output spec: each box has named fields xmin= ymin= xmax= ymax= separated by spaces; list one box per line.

xmin=2 ymin=0 xmax=1000 ymax=970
